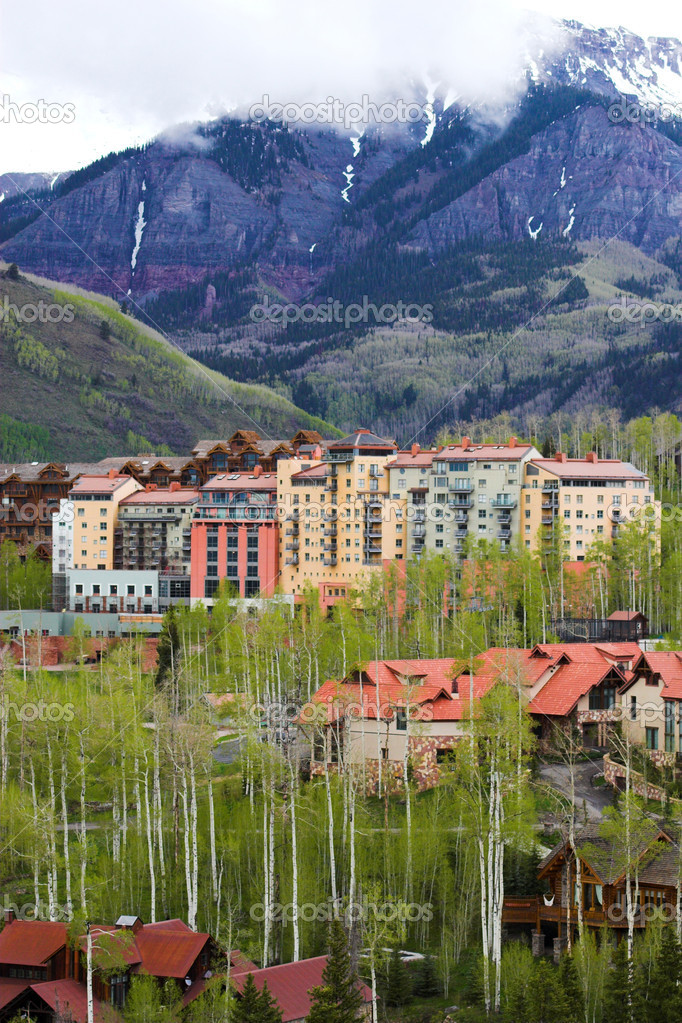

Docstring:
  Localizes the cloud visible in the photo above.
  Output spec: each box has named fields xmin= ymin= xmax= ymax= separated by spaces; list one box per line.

xmin=1 ymin=0 xmax=564 ymax=172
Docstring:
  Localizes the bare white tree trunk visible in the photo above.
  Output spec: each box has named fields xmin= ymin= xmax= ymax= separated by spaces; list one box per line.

xmin=143 ymin=761 xmax=157 ymax=923
xmin=289 ymin=760 xmax=300 ymax=961
xmin=60 ymin=753 xmax=73 ymax=920
xmin=86 ymin=923 xmax=94 ymax=1023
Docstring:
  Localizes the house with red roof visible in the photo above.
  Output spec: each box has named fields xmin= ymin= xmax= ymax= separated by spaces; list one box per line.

xmin=618 ymin=650 xmax=682 ymax=764
xmin=306 ymin=643 xmax=646 ymax=790
xmin=0 ymin=911 xmax=214 ymax=1022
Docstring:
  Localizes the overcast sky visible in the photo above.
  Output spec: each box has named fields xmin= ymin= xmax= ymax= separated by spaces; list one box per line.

xmin=2 ymin=0 xmax=682 ymax=175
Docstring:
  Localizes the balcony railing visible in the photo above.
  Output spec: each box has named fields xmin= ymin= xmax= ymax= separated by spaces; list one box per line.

xmin=491 ymin=497 xmax=517 ymax=509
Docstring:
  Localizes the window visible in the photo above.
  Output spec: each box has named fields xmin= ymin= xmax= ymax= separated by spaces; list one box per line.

xmin=396 ymin=710 xmax=407 ymax=731
xmin=630 ymin=696 xmax=637 ymax=721
xmin=144 ymin=585 xmax=152 ymax=596
xmin=127 ymin=585 xmax=135 ymax=595
xmin=109 ymin=585 xmax=118 ymax=595
xmin=92 ymin=585 xmax=100 ymax=595
xmin=75 ymin=584 xmax=83 ymax=595
xmin=646 ymin=727 xmax=659 ymax=751
xmin=665 ymin=701 xmax=675 ymax=752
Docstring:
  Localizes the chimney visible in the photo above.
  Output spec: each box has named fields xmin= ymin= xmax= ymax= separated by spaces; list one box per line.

xmin=461 ymin=436 xmax=471 ymax=449
xmin=253 ymin=465 xmax=263 ymax=477
xmin=169 ymin=481 xmax=181 ymax=492
xmin=586 ymin=451 xmax=598 ymax=464
xmin=509 ymin=436 xmax=517 ymax=448
xmin=108 ymin=469 xmax=117 ymax=480
xmin=555 ymin=452 xmax=567 ymax=463
xmin=4 ymin=907 xmax=15 ymax=926
xmin=145 ymin=483 xmax=158 ymax=492
xmin=411 ymin=443 xmax=420 ymax=457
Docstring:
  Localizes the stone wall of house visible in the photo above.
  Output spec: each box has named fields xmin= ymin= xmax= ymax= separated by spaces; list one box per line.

xmin=310 ymin=735 xmax=457 ymax=794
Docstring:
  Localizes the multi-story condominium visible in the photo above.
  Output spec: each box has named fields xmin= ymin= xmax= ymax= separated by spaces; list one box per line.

xmin=425 ymin=438 xmax=539 ymax=557
xmin=190 ymin=469 xmax=278 ymax=604
xmin=116 ymin=484 xmax=198 ymax=606
xmin=277 ymin=431 xmax=403 ymax=607
xmin=524 ymin=452 xmax=657 ymax=560
xmin=386 ymin=445 xmax=437 ymax=558
xmin=68 ymin=473 xmax=141 ymax=570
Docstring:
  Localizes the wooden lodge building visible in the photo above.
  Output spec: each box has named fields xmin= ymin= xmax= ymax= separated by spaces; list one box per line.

xmin=503 ymin=823 xmax=681 ymax=955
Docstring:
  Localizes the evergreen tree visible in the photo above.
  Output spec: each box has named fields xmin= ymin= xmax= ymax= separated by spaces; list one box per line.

xmin=306 ymin=920 xmax=364 ymax=1023
xmin=155 ymin=605 xmax=180 ymax=688
xmin=233 ymin=974 xmax=282 ymax=1023
xmin=636 ymin=926 xmax=682 ymax=1023
xmin=385 ymin=946 xmax=412 ymax=1006
xmin=603 ymin=938 xmax=631 ymax=1023
xmin=413 ymin=955 xmax=440 ymax=998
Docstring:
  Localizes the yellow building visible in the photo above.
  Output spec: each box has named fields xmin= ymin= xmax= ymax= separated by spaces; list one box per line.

xmin=68 ymin=472 xmax=141 ymax=570
xmin=524 ymin=452 xmax=658 ymax=560
xmin=277 ymin=431 xmax=405 ymax=607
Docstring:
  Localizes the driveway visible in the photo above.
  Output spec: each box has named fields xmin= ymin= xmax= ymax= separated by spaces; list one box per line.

xmin=538 ymin=758 xmax=614 ymax=822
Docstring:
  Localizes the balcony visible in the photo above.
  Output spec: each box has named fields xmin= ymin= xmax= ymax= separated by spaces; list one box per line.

xmin=324 ymin=555 xmax=337 ymax=566
xmin=542 ymin=516 xmax=554 ymax=526
xmin=327 ymin=479 xmax=338 ymax=492
xmin=448 ymin=497 xmax=473 ymax=509
xmin=450 ymin=481 xmax=473 ymax=493
xmin=491 ymin=497 xmax=517 ymax=509
xmin=285 ymin=541 xmax=299 ymax=550
xmin=497 ymin=528 xmax=511 ymax=540
xmin=285 ymin=555 xmax=299 ymax=566
xmin=326 ymin=522 xmax=338 ymax=535
xmin=542 ymin=482 xmax=559 ymax=492
xmin=366 ymin=497 xmax=383 ymax=508
xmin=412 ymin=526 xmax=425 ymax=537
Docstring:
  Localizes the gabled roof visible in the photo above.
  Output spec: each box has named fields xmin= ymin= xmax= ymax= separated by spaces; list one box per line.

xmin=539 ymin=822 xmax=671 ymax=886
xmin=608 ymin=610 xmax=647 ymax=622
xmin=30 ymin=978 xmax=112 ymax=1023
xmin=0 ymin=919 xmax=68 ymax=966
xmin=84 ymin=920 xmax=210 ymax=979
xmin=622 ymin=650 xmax=682 ymax=698
xmin=0 ymin=978 xmax=30 ymax=1011
xmin=528 ymin=662 xmax=627 ymax=718
xmin=232 ymin=957 xmax=371 ymax=1023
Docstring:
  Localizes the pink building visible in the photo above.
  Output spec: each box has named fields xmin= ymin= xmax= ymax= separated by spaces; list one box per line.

xmin=190 ymin=468 xmax=279 ymax=603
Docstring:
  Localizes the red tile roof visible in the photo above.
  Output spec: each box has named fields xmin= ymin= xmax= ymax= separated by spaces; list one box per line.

xmin=30 ymin=978 xmax=112 ymax=1023
xmin=83 ymin=920 xmax=210 ymax=978
xmin=232 ymin=957 xmax=371 ymax=1023
xmin=0 ymin=920 xmax=67 ymax=966
xmin=626 ymin=651 xmax=682 ymax=699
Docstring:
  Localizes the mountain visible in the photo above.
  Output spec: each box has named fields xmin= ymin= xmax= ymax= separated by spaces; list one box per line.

xmin=4 ymin=19 xmax=682 ymax=441
xmin=0 ymin=265 xmax=337 ymax=461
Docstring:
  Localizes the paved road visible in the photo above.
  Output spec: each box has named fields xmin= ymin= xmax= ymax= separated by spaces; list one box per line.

xmin=539 ymin=758 xmax=614 ymax=822
xmin=213 ymin=737 xmax=243 ymax=765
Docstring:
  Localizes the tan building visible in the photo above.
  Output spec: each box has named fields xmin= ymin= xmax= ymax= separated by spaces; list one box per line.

xmin=277 ymin=430 xmax=405 ymax=608
xmin=386 ymin=445 xmax=437 ymax=557
xmin=68 ymin=472 xmax=141 ymax=570
xmin=524 ymin=453 xmax=658 ymax=560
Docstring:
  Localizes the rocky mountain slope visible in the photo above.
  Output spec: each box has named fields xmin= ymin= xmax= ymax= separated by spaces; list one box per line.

xmin=4 ymin=19 xmax=682 ymax=440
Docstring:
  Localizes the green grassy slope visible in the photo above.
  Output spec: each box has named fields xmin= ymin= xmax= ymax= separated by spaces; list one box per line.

xmin=0 ymin=266 xmax=339 ymax=461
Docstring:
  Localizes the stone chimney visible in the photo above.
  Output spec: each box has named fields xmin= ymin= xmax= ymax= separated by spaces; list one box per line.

xmin=145 ymin=483 xmax=158 ymax=492
xmin=555 ymin=452 xmax=567 ymax=463
xmin=461 ymin=436 xmax=471 ymax=449
xmin=169 ymin=481 xmax=182 ymax=492
xmin=586 ymin=452 xmax=598 ymax=463
xmin=411 ymin=443 xmax=420 ymax=457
